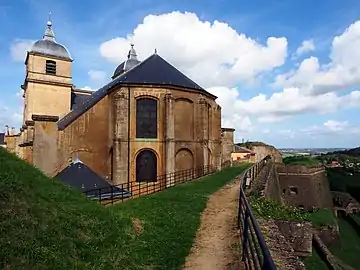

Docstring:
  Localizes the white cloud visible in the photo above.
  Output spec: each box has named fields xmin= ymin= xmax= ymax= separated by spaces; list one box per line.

xmin=207 ymin=86 xmax=360 ymax=124
xmin=275 ymin=20 xmax=360 ymax=95
xmin=80 ymin=86 xmax=95 ymax=91
xmin=98 ymin=12 xmax=360 ymax=138
xmin=277 ymin=129 xmax=296 ymax=139
xmin=301 ymin=120 xmax=360 ymax=136
xmin=88 ymin=70 xmax=106 ymax=82
xmin=294 ymin=39 xmax=315 ymax=57
xmin=10 ymin=39 xmax=35 ymax=62
xmin=0 ymin=105 xmax=22 ymax=131
xmin=99 ymin=11 xmax=288 ymax=87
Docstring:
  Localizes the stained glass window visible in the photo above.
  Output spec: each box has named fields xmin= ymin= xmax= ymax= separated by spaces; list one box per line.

xmin=136 ymin=98 xmax=157 ymax=138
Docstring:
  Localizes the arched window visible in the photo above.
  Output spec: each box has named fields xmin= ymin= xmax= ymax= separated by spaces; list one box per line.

xmin=45 ymin=60 xmax=56 ymax=75
xmin=136 ymin=98 xmax=157 ymax=138
xmin=136 ymin=150 xmax=157 ymax=182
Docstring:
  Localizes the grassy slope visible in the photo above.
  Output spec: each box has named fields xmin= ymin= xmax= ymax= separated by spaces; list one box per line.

xmin=282 ymin=156 xmax=321 ymax=166
xmin=0 ymin=147 xmax=249 ymax=269
xmin=303 ymin=248 xmax=329 ymax=270
xmin=329 ymin=217 xmax=360 ymax=270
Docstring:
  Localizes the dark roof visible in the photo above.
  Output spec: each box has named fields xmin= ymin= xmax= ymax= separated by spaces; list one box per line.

xmin=71 ymin=92 xmax=90 ymax=110
xmin=112 ymin=61 xmax=125 ymax=78
xmin=0 ymin=133 xmax=5 ymax=145
xmin=58 ymin=53 xmax=216 ymax=130
xmin=54 ymin=159 xmax=131 ymax=199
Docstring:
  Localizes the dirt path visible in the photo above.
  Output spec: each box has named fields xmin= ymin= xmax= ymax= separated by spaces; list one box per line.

xmin=183 ymin=178 xmax=243 ymax=270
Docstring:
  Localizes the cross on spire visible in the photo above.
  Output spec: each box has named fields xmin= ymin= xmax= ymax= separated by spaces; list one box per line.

xmin=43 ymin=11 xmax=55 ymax=41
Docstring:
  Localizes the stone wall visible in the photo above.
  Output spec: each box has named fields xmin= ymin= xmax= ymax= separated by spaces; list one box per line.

xmin=56 ymin=96 xmax=110 ymax=179
xmin=221 ymin=128 xmax=235 ymax=166
xmin=277 ymin=165 xmax=333 ymax=210
xmin=275 ymin=220 xmax=313 ymax=257
xmin=251 ymin=145 xmax=283 ymax=164
xmin=257 ymin=218 xmax=306 ymax=270
xmin=248 ymin=159 xmax=283 ymax=204
xmin=277 ymin=165 xmax=325 ymax=174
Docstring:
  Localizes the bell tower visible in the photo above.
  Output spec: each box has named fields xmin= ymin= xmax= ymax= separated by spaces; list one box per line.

xmin=22 ymin=14 xmax=73 ymax=123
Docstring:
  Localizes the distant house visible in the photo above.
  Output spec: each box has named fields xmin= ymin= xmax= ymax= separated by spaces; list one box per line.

xmin=231 ymin=145 xmax=255 ymax=163
xmin=0 ymin=133 xmax=6 ymax=148
xmin=329 ymin=161 xmax=341 ymax=168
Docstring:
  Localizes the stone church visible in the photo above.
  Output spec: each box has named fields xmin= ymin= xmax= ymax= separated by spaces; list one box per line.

xmin=4 ymin=18 xmax=235 ymax=186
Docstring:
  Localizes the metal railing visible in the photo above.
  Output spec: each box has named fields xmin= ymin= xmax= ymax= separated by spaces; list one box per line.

xmin=238 ymin=155 xmax=276 ymax=269
xmin=84 ymin=165 xmax=216 ymax=205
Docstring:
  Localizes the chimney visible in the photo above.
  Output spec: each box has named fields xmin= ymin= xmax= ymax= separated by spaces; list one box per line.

xmin=5 ymin=125 xmax=9 ymax=135
xmin=11 ymin=127 xmax=15 ymax=136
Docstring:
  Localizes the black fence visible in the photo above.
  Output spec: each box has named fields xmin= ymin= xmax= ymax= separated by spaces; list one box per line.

xmin=238 ymin=156 xmax=276 ymax=269
xmin=84 ymin=164 xmax=216 ymax=205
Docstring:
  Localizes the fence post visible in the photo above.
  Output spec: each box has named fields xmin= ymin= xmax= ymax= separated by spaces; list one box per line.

xmin=242 ymin=209 xmax=250 ymax=262
xmin=237 ymin=189 xmax=243 ymax=229
xmin=111 ymin=185 xmax=114 ymax=205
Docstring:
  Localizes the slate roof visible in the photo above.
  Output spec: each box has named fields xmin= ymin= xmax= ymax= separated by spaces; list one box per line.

xmin=58 ymin=53 xmax=216 ymax=130
xmin=112 ymin=61 xmax=125 ymax=78
xmin=0 ymin=133 xmax=5 ymax=145
xmin=71 ymin=92 xmax=90 ymax=110
xmin=54 ymin=158 xmax=131 ymax=200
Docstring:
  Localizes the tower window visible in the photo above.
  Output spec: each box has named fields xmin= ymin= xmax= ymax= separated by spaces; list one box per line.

xmin=45 ymin=60 xmax=56 ymax=75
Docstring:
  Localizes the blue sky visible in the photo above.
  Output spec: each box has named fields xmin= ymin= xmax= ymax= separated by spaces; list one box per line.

xmin=1 ymin=0 xmax=360 ymax=148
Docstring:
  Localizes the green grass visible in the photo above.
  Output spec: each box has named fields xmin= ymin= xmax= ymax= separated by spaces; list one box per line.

xmin=0 ymin=147 xmax=250 ymax=269
xmin=350 ymin=213 xmax=360 ymax=226
xmin=303 ymin=248 xmax=329 ymax=270
xmin=250 ymin=196 xmax=335 ymax=228
xmin=250 ymin=196 xmax=310 ymax=221
xmin=307 ymin=209 xmax=335 ymax=228
xmin=283 ymin=156 xmax=322 ymax=166
xmin=329 ymin=217 xmax=360 ymax=269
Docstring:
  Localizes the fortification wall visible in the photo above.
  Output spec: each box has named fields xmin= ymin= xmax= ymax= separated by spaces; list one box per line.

xmin=251 ymin=145 xmax=283 ymax=164
xmin=276 ymin=165 xmax=333 ymax=210
xmin=276 ymin=164 xmax=325 ymax=174
xmin=249 ymin=159 xmax=283 ymax=204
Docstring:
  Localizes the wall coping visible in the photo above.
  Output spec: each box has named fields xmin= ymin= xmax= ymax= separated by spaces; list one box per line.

xmin=32 ymin=114 xmax=59 ymax=122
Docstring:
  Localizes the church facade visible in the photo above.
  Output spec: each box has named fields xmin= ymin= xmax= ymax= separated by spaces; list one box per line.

xmin=5 ymin=18 xmax=235 ymax=185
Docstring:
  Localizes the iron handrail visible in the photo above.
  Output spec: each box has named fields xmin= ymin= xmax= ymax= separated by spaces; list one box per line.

xmin=83 ymin=164 xmax=216 ymax=205
xmin=238 ymin=156 xmax=276 ymax=269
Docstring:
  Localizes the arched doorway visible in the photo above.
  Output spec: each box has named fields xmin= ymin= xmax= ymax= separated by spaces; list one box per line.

xmin=136 ymin=149 xmax=157 ymax=182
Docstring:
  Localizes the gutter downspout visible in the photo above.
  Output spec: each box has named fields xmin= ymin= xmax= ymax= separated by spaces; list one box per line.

xmin=127 ymin=86 xmax=131 ymax=185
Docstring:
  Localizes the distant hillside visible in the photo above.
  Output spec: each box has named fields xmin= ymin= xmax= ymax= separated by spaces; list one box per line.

xmin=331 ymin=147 xmax=360 ymax=157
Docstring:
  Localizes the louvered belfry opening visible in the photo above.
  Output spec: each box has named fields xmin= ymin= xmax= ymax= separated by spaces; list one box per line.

xmin=45 ymin=60 xmax=56 ymax=75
